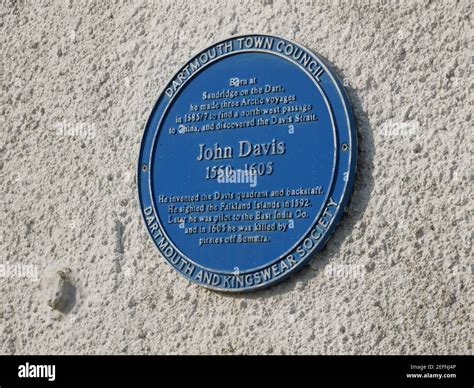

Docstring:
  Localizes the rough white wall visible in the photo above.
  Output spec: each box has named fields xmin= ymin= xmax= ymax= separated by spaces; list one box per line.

xmin=1 ymin=0 xmax=471 ymax=355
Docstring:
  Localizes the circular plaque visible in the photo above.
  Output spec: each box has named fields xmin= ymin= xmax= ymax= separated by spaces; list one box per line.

xmin=138 ymin=34 xmax=357 ymax=292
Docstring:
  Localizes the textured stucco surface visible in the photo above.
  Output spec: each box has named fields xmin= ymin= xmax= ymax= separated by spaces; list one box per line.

xmin=1 ymin=0 xmax=472 ymax=355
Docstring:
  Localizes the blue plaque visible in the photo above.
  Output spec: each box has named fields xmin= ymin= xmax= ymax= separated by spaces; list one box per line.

xmin=137 ymin=34 xmax=357 ymax=291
